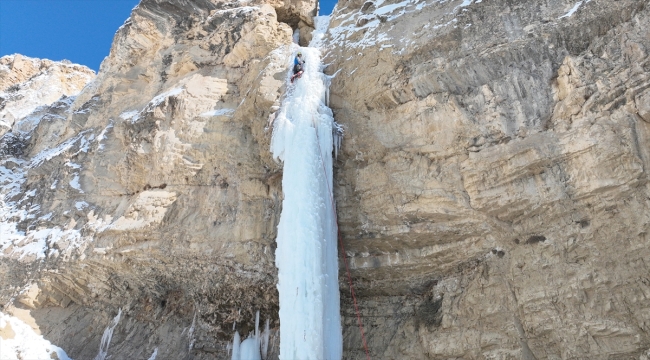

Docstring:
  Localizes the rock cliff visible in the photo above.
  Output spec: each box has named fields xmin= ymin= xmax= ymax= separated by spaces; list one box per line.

xmin=1 ymin=0 xmax=650 ymax=358
xmin=323 ymin=0 xmax=650 ymax=358
xmin=0 ymin=55 xmax=95 ymax=137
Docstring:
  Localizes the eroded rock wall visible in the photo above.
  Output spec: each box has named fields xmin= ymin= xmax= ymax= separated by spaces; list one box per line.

xmin=2 ymin=0 xmax=650 ymax=358
xmin=0 ymin=0 xmax=309 ymax=358
xmin=322 ymin=0 xmax=650 ymax=358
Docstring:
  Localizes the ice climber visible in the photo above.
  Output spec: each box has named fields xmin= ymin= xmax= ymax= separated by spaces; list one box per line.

xmin=291 ymin=52 xmax=305 ymax=83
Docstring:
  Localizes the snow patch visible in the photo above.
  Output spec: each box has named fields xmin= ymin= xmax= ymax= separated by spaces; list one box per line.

xmin=97 ymin=121 xmax=114 ymax=150
xmin=149 ymin=87 xmax=184 ymax=108
xmin=119 ymin=110 xmax=140 ymax=123
xmin=200 ymin=108 xmax=235 ymax=117
xmin=69 ymin=174 xmax=83 ymax=193
xmin=75 ymin=201 xmax=89 ymax=210
xmin=0 ymin=158 xmax=88 ymax=261
xmin=65 ymin=161 xmax=81 ymax=169
xmin=0 ymin=311 xmax=72 ymax=360
xmin=559 ymin=0 xmax=591 ymax=19
xmin=29 ymin=130 xmax=91 ymax=167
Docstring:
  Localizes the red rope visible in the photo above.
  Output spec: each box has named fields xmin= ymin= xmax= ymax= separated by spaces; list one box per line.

xmin=315 ymin=130 xmax=371 ymax=360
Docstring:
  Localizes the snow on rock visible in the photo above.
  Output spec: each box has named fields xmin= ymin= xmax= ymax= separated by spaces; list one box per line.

xmin=0 ymin=311 xmax=72 ymax=360
xmin=559 ymin=0 xmax=592 ymax=19
xmin=200 ymin=108 xmax=236 ymax=117
xmin=0 ymin=54 xmax=95 ymax=136
xmin=269 ymin=16 xmax=343 ymax=360
xmin=29 ymin=130 xmax=93 ymax=167
xmin=147 ymin=348 xmax=159 ymax=360
xmin=0 ymin=131 xmax=98 ymax=262
xmin=96 ymin=121 xmax=114 ymax=151
xmin=69 ymin=174 xmax=84 ymax=193
xmin=327 ymin=0 xmax=475 ymax=51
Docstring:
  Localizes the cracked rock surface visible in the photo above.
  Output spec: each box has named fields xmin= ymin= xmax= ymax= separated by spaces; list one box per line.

xmin=1 ymin=0 xmax=650 ymax=359
xmin=322 ymin=0 xmax=650 ymax=358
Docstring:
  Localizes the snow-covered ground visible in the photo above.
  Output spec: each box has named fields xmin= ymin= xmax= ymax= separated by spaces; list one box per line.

xmin=269 ymin=15 xmax=343 ymax=360
xmin=0 ymin=311 xmax=72 ymax=360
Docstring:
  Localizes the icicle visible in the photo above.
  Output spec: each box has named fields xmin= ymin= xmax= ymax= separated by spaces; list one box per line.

xmin=333 ymin=122 xmax=344 ymax=159
xmin=93 ymin=308 xmax=122 ymax=360
xmin=231 ymin=332 xmax=241 ymax=360
xmin=261 ymin=319 xmax=270 ymax=360
xmin=187 ymin=312 xmax=197 ymax=351
xmin=240 ymin=337 xmax=261 ymax=360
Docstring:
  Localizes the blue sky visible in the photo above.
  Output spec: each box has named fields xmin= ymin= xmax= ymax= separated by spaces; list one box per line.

xmin=320 ymin=0 xmax=337 ymax=16
xmin=0 ymin=0 xmax=140 ymax=71
xmin=0 ymin=0 xmax=338 ymax=72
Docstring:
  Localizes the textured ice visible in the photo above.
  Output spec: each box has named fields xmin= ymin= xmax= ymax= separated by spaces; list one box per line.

xmin=270 ymin=16 xmax=342 ymax=360
xmin=94 ymin=309 xmax=122 ymax=360
xmin=230 ymin=311 xmax=270 ymax=360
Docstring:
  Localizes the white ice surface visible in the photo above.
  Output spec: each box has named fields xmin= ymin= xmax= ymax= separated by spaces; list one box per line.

xmin=94 ymin=309 xmax=122 ymax=360
xmin=230 ymin=312 xmax=270 ymax=360
xmin=231 ymin=332 xmax=241 ymax=360
xmin=200 ymin=108 xmax=235 ymax=117
xmin=270 ymin=15 xmax=342 ymax=360
xmin=240 ymin=338 xmax=262 ymax=360
xmin=559 ymin=0 xmax=591 ymax=19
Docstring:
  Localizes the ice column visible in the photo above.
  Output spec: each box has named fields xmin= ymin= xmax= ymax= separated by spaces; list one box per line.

xmin=94 ymin=308 xmax=122 ymax=360
xmin=270 ymin=16 xmax=342 ymax=360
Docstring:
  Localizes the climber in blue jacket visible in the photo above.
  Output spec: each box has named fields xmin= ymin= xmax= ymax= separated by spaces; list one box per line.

xmin=291 ymin=52 xmax=304 ymax=83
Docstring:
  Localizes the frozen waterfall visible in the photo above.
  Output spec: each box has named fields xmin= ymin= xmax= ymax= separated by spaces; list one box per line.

xmin=270 ymin=16 xmax=343 ymax=360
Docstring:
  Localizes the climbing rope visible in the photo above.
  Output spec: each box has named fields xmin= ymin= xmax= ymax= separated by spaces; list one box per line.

xmin=315 ymin=128 xmax=372 ymax=360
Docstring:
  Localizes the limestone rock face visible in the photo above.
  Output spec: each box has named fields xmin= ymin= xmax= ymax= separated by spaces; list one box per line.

xmin=2 ymin=0 xmax=650 ymax=358
xmin=0 ymin=0 xmax=301 ymax=358
xmin=321 ymin=0 xmax=650 ymax=358
xmin=0 ymin=55 xmax=95 ymax=136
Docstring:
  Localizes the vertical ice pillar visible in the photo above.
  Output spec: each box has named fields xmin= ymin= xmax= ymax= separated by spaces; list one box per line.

xmin=270 ymin=16 xmax=342 ymax=360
